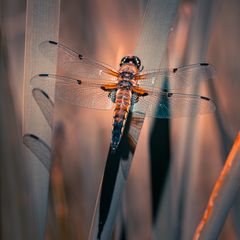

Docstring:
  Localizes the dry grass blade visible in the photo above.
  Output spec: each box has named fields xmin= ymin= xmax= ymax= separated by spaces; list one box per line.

xmin=193 ymin=131 xmax=240 ymax=240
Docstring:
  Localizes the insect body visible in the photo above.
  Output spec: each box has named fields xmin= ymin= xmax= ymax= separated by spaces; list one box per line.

xmin=100 ymin=56 xmax=150 ymax=150
xmin=31 ymin=41 xmax=216 ymax=152
xmin=99 ymin=56 xmax=144 ymax=150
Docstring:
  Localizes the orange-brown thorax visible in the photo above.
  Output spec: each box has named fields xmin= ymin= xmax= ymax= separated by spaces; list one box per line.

xmin=118 ymin=63 xmax=139 ymax=85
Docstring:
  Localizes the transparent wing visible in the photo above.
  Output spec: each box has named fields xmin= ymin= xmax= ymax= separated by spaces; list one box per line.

xmin=23 ymin=134 xmax=51 ymax=171
xmin=136 ymin=63 xmax=215 ymax=91
xmin=39 ymin=40 xmax=119 ymax=80
xmin=132 ymin=90 xmax=216 ymax=118
xmin=32 ymin=88 xmax=54 ymax=128
xmin=31 ymin=74 xmax=115 ymax=110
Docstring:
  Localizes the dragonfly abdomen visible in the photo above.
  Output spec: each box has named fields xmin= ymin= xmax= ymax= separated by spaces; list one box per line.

xmin=111 ymin=89 xmax=132 ymax=151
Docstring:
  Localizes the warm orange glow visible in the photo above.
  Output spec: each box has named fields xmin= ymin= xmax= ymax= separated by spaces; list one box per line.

xmin=193 ymin=131 xmax=240 ymax=240
xmin=115 ymin=45 xmax=125 ymax=67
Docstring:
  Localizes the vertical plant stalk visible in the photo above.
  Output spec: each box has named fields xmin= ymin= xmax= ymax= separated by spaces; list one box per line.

xmin=0 ymin=18 xmax=34 ymax=240
xmin=22 ymin=0 xmax=60 ymax=238
xmin=193 ymin=131 xmax=240 ymax=240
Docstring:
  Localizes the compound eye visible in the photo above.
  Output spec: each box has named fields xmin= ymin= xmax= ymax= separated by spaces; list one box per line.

xmin=120 ymin=56 xmax=128 ymax=66
xmin=134 ymin=57 xmax=141 ymax=68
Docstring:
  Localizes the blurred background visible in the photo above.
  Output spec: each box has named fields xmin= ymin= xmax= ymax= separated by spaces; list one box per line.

xmin=1 ymin=0 xmax=240 ymax=239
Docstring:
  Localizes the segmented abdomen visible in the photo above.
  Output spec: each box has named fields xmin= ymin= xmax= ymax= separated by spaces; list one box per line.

xmin=111 ymin=89 xmax=132 ymax=151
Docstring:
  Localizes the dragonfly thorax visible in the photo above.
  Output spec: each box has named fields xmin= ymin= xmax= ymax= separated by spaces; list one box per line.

xmin=117 ymin=80 xmax=133 ymax=89
xmin=119 ymin=71 xmax=134 ymax=79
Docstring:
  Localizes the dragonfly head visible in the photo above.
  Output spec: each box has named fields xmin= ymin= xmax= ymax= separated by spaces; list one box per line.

xmin=120 ymin=56 xmax=142 ymax=70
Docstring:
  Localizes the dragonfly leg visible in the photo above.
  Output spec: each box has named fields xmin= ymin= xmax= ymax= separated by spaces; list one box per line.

xmin=131 ymin=93 xmax=139 ymax=105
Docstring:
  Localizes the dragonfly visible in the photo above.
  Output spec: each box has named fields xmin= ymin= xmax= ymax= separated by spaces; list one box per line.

xmin=31 ymin=40 xmax=216 ymax=152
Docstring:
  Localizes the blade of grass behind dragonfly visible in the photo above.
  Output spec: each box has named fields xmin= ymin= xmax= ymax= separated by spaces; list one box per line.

xmin=0 ymin=22 xmax=35 ymax=240
xmin=149 ymin=73 xmax=171 ymax=224
xmin=156 ymin=1 xmax=216 ymax=239
xmin=22 ymin=0 xmax=60 ymax=238
xmin=204 ymin=1 xmax=240 ymax=236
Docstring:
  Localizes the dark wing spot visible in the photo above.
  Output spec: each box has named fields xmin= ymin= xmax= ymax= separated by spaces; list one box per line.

xmin=29 ymin=134 xmax=39 ymax=140
xmin=200 ymin=96 xmax=210 ymax=101
xmin=79 ymin=54 xmax=83 ymax=60
xmin=39 ymin=73 xmax=49 ymax=77
xmin=173 ymin=68 xmax=177 ymax=73
xmin=77 ymin=80 xmax=81 ymax=85
xmin=200 ymin=63 xmax=209 ymax=66
xmin=49 ymin=40 xmax=57 ymax=45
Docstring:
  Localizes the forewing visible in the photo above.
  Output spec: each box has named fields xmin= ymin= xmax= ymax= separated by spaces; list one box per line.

xmin=132 ymin=90 xmax=216 ymax=118
xmin=39 ymin=40 xmax=119 ymax=80
xmin=31 ymin=74 xmax=115 ymax=110
xmin=136 ymin=63 xmax=215 ymax=91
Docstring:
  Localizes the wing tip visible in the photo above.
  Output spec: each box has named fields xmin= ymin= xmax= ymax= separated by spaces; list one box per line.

xmin=200 ymin=95 xmax=216 ymax=113
xmin=200 ymin=62 xmax=209 ymax=66
xmin=24 ymin=133 xmax=39 ymax=140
